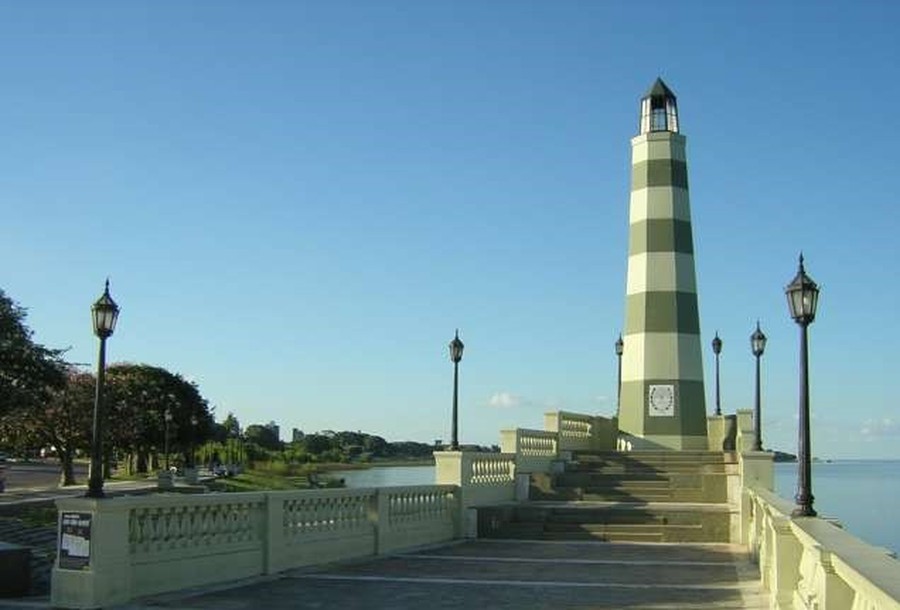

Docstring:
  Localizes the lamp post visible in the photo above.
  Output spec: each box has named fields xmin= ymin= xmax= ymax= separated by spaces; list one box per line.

xmin=190 ymin=415 xmax=199 ymax=468
xmin=712 ymin=332 xmax=723 ymax=416
xmin=86 ymin=280 xmax=120 ymax=498
xmin=615 ymin=334 xmax=624 ymax=416
xmin=163 ymin=408 xmax=173 ymax=471
xmin=750 ymin=322 xmax=767 ymax=452
xmin=448 ymin=330 xmax=464 ymax=451
xmin=785 ymin=254 xmax=820 ymax=517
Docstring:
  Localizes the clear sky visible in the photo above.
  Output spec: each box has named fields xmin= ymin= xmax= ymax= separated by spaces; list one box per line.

xmin=2 ymin=1 xmax=898 ymax=458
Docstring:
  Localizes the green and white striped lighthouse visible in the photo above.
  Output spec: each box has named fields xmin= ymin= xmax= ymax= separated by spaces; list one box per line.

xmin=619 ymin=78 xmax=708 ymax=451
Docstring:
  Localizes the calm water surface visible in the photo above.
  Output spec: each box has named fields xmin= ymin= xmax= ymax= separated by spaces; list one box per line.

xmin=775 ymin=460 xmax=899 ymax=555
xmin=335 ymin=460 xmax=900 ymax=554
xmin=330 ymin=465 xmax=434 ymax=488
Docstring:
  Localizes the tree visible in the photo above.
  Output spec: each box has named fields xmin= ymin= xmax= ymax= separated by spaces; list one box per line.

xmin=0 ymin=289 xmax=66 ymax=418
xmin=220 ymin=412 xmax=242 ymax=442
xmin=300 ymin=433 xmax=334 ymax=456
xmin=0 ymin=289 xmax=72 ymax=483
xmin=105 ymin=363 xmax=213 ymax=474
xmin=2 ymin=369 xmax=95 ymax=485
xmin=362 ymin=434 xmax=388 ymax=457
xmin=245 ymin=423 xmax=281 ymax=452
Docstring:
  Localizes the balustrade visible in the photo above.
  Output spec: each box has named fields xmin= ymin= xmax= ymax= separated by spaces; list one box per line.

xmin=746 ymin=486 xmax=900 ymax=609
xmin=282 ymin=489 xmax=371 ymax=538
xmin=384 ymin=486 xmax=456 ymax=526
xmin=130 ymin=497 xmax=264 ymax=558
xmin=53 ymin=408 xmax=900 ymax=610
xmin=52 ymin=485 xmax=459 ymax=609
xmin=518 ymin=430 xmax=558 ymax=456
xmin=467 ymin=454 xmax=515 ymax=485
xmin=544 ymin=411 xmax=617 ymax=452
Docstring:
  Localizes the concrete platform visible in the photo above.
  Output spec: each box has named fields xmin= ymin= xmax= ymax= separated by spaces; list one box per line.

xmin=40 ymin=539 xmax=768 ymax=610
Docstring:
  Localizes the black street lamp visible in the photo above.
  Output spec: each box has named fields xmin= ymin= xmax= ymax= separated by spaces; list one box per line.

xmin=448 ymin=330 xmax=464 ymax=451
xmin=87 ymin=280 xmax=120 ymax=498
xmin=163 ymin=408 xmax=173 ymax=471
xmin=750 ymin=322 xmax=767 ymax=452
xmin=785 ymin=254 xmax=820 ymax=517
xmin=712 ymin=332 xmax=723 ymax=416
xmin=615 ymin=334 xmax=624 ymax=416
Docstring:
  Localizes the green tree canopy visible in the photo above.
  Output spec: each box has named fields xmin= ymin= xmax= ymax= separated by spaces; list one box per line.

xmin=105 ymin=363 xmax=213 ymax=472
xmin=0 ymin=368 xmax=96 ymax=484
xmin=245 ymin=423 xmax=281 ymax=451
xmin=0 ymin=289 xmax=66 ymax=417
xmin=215 ymin=412 xmax=242 ymax=442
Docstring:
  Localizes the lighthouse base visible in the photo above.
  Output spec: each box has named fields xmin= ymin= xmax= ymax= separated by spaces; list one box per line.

xmin=617 ymin=433 xmax=709 ymax=452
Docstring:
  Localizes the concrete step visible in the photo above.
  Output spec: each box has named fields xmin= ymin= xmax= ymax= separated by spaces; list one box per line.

xmin=533 ymin=488 xmax=718 ymax=504
xmin=478 ymin=502 xmax=734 ymax=544
xmin=567 ymin=462 xmax=731 ymax=475
xmin=544 ymin=522 xmax=708 ymax=543
xmin=580 ymin=489 xmax=715 ymax=503
xmin=577 ymin=450 xmax=736 ymax=460
xmin=537 ymin=451 xmax=733 ymax=505
xmin=558 ymin=472 xmax=671 ymax=484
xmin=573 ymin=451 xmax=737 ymax=469
xmin=545 ymin=473 xmax=727 ymax=504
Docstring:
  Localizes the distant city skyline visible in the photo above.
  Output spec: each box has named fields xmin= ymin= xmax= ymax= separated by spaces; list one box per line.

xmin=2 ymin=1 xmax=898 ymax=458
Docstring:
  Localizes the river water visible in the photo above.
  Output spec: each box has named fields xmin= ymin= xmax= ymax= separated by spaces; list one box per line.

xmin=774 ymin=461 xmax=899 ymax=555
xmin=330 ymin=465 xmax=434 ymax=488
xmin=333 ymin=460 xmax=900 ymax=555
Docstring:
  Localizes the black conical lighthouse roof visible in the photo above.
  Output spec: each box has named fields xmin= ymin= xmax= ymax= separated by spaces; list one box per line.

xmin=644 ymin=77 xmax=676 ymax=100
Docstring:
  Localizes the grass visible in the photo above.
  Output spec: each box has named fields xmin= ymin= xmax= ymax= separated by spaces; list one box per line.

xmin=208 ymin=469 xmax=312 ymax=492
xmin=204 ymin=460 xmax=409 ymax=492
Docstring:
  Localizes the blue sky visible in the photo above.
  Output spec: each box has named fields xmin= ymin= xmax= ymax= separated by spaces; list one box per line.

xmin=2 ymin=1 xmax=898 ymax=458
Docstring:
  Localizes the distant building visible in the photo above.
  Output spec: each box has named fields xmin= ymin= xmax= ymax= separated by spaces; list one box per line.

xmin=265 ymin=420 xmax=280 ymax=442
xmin=291 ymin=428 xmax=305 ymax=443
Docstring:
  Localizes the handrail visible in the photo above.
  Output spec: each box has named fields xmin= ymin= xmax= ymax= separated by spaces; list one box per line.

xmin=746 ymin=485 xmax=900 ymax=609
xmin=52 ymin=485 xmax=459 ymax=608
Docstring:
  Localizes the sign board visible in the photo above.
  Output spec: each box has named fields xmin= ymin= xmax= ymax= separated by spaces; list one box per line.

xmin=648 ymin=384 xmax=675 ymax=417
xmin=58 ymin=512 xmax=92 ymax=570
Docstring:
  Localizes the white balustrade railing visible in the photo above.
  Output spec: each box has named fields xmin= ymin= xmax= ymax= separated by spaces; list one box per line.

xmin=434 ymin=451 xmax=517 ymax=513
xmin=281 ymin=488 xmax=371 ymax=538
xmin=467 ymin=453 xmax=516 ymax=485
xmin=53 ymin=485 xmax=459 ymax=609
xmin=556 ymin=411 xmax=594 ymax=451
xmin=746 ymin=486 xmax=900 ymax=609
xmin=129 ymin=494 xmax=265 ymax=560
xmin=500 ymin=428 xmax=558 ymax=474
xmin=377 ymin=485 xmax=458 ymax=554
xmin=384 ymin=485 xmax=456 ymax=526
xmin=544 ymin=410 xmax=617 ymax=452
xmin=518 ymin=429 xmax=558 ymax=456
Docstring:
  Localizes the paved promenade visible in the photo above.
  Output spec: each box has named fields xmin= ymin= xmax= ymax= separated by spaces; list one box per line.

xmin=32 ymin=539 xmax=766 ymax=610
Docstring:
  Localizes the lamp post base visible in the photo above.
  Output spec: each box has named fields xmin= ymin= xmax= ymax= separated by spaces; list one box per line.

xmin=792 ymin=505 xmax=817 ymax=518
xmin=792 ymin=490 xmax=816 ymax=517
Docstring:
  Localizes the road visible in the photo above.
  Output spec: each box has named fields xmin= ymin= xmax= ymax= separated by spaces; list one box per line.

xmin=0 ymin=460 xmax=156 ymax=505
xmin=1 ymin=460 xmax=86 ymax=490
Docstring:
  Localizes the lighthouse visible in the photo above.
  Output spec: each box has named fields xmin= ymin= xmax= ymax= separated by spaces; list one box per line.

xmin=619 ymin=78 xmax=708 ymax=451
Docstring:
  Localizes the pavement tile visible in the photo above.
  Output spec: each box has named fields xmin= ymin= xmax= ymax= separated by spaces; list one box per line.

xmin=107 ymin=539 xmax=765 ymax=610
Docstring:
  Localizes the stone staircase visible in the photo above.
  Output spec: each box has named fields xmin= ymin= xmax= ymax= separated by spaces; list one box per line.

xmin=478 ymin=450 xmax=738 ymax=543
